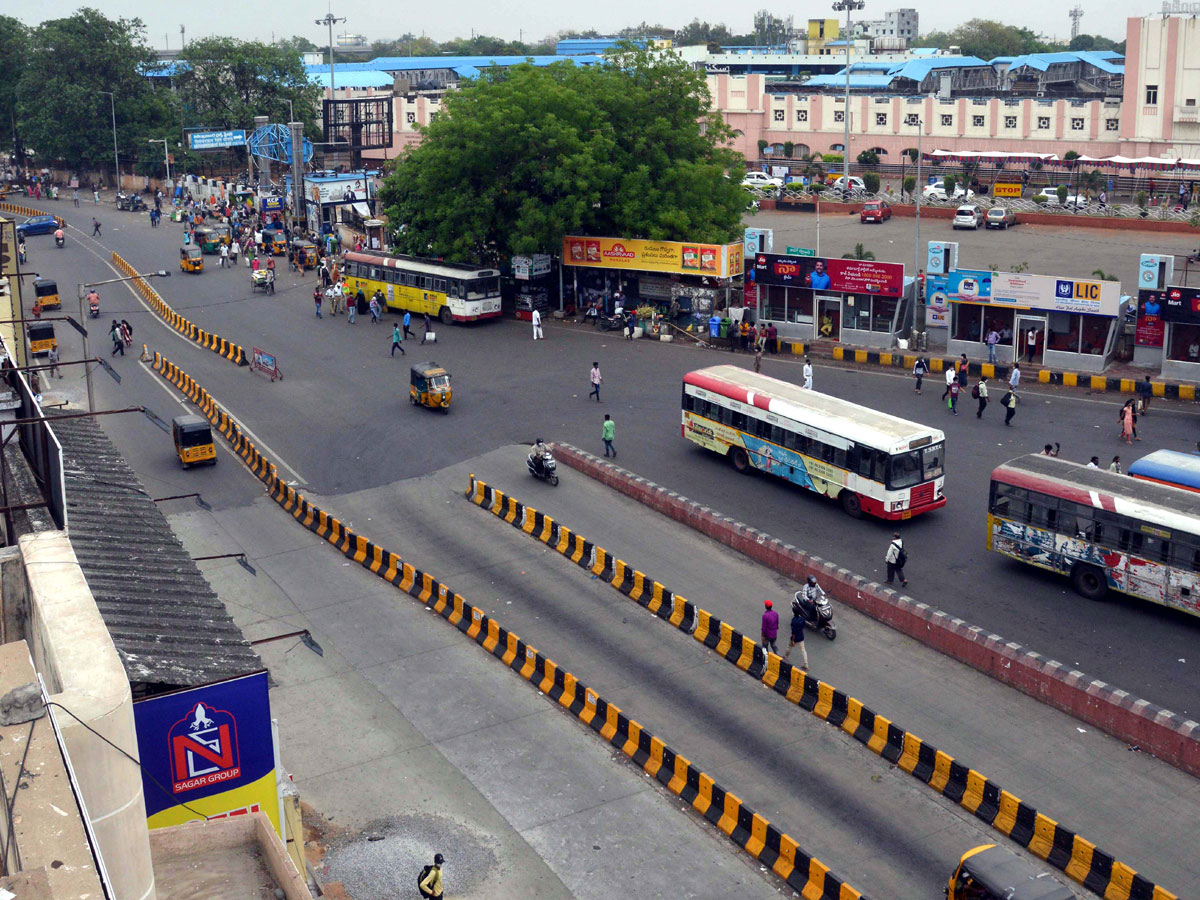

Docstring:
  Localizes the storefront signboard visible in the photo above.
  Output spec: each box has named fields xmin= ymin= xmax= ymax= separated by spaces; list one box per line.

xmin=563 ymin=236 xmax=743 ymax=279
xmin=1160 ymin=285 xmax=1200 ymax=324
xmin=752 ymin=253 xmax=904 ymax=297
xmin=989 ymin=272 xmax=1120 ymax=316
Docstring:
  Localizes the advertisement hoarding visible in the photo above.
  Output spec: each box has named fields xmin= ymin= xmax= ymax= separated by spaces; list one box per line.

xmin=1161 ymin=285 xmax=1200 ymax=324
xmin=989 ymin=272 xmax=1120 ymax=316
xmin=188 ymin=130 xmax=247 ymax=151
xmin=306 ymin=175 xmax=372 ymax=206
xmin=752 ymin=253 xmax=904 ymax=297
xmin=512 ymin=256 xmax=531 ymax=280
xmin=562 ymin=236 xmax=743 ymax=279
xmin=1135 ymin=290 xmax=1167 ymax=347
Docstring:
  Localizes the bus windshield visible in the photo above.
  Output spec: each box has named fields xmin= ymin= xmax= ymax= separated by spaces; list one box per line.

xmin=887 ymin=442 xmax=944 ymax=490
xmin=465 ymin=277 xmax=499 ymax=299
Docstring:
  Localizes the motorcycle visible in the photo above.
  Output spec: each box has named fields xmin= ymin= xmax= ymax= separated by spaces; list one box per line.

xmin=597 ymin=313 xmax=626 ymax=332
xmin=54 ymin=234 xmax=65 ymax=249
xmin=793 ymin=590 xmax=836 ymax=640
xmin=88 ymin=300 xmax=100 ymax=318
xmin=526 ymin=448 xmax=559 ymax=486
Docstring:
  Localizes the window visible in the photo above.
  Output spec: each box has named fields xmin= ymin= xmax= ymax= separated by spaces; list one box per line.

xmin=830 ymin=143 xmax=844 ymax=151
xmin=1004 ymin=115 xmax=1017 ymax=129
xmin=876 ymin=112 xmax=888 ymax=125
xmin=406 ymin=111 xmax=416 ymax=123
xmin=952 ymin=303 xmax=983 ymax=343
xmin=1167 ymin=321 xmax=1200 ymax=363
xmin=797 ymin=109 xmax=808 ymax=122
xmin=941 ymin=114 xmax=953 ymax=126
xmin=904 ymin=113 xmax=920 ymax=126
xmin=1146 ymin=84 xmax=1159 ymax=105
xmin=1187 ymin=98 xmax=1197 ymax=107
xmin=465 ymin=276 xmax=500 ymax=299
xmin=434 ymin=278 xmax=447 ymax=293
xmin=1071 ymin=118 xmax=1084 ymax=130
xmin=990 ymin=482 xmax=1030 ymax=522
xmin=1037 ymin=116 xmax=1050 ymax=129
xmin=773 ymin=109 xmax=785 ymax=121
xmin=972 ymin=115 xmax=985 ymax=127
xmin=1106 ymin=118 xmax=1119 ymax=131
xmin=834 ymin=110 xmax=845 ymax=123
xmin=886 ymin=451 xmax=923 ymax=490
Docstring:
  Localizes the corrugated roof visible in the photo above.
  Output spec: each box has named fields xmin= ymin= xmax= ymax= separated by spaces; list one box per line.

xmin=311 ymin=71 xmax=394 ymax=88
xmin=999 ymin=50 xmax=1124 ymax=75
xmin=304 ymin=55 xmax=601 ymax=76
xmin=51 ymin=416 xmax=261 ymax=691
xmin=805 ymin=55 xmax=991 ymax=88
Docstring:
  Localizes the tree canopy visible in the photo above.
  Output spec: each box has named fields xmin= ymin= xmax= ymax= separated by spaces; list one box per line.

xmin=919 ymin=19 xmax=1051 ymax=58
xmin=379 ymin=47 xmax=746 ymax=265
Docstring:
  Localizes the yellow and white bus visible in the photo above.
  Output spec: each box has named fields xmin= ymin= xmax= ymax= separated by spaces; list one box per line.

xmin=342 ymin=251 xmax=502 ymax=324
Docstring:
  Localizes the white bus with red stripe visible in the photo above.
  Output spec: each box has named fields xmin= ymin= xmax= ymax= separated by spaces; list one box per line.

xmin=989 ymin=454 xmax=1200 ymax=616
xmin=681 ymin=365 xmax=946 ymax=519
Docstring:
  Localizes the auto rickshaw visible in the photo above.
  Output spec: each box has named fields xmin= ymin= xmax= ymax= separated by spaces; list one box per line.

xmin=27 ymin=321 xmax=56 ymax=357
xmin=291 ymin=239 xmax=318 ymax=270
xmin=262 ymin=228 xmax=287 ymax=255
xmin=210 ymin=222 xmax=232 ymax=247
xmin=410 ymin=362 xmax=452 ymax=412
xmin=171 ymin=414 xmax=217 ymax=468
xmin=33 ymin=277 xmax=61 ymax=311
xmin=948 ymin=846 xmax=1075 ymax=900
xmin=180 ymin=244 xmax=204 ymax=273
xmin=194 ymin=226 xmax=220 ymax=254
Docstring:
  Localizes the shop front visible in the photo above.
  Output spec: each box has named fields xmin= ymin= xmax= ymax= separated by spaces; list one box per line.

xmin=751 ymin=252 xmax=907 ymax=348
xmin=1159 ymin=285 xmax=1200 ymax=380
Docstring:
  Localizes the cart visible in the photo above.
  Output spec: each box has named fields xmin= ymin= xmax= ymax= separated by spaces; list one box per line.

xmin=251 ymin=269 xmax=271 ymax=294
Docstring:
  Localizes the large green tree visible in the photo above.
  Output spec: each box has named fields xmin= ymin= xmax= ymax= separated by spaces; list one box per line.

xmin=0 ymin=16 xmax=29 ymax=162
xmin=920 ymin=19 xmax=1051 ymax=58
xmin=379 ymin=46 xmax=746 ymax=264
xmin=17 ymin=8 xmax=161 ymax=172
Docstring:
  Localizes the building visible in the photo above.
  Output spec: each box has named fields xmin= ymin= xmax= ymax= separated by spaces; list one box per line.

xmin=1121 ymin=14 xmax=1200 ymax=157
xmin=859 ymin=8 xmax=919 ymax=44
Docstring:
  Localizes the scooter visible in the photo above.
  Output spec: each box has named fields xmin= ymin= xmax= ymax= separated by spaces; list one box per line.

xmin=89 ymin=300 xmax=100 ymax=319
xmin=527 ymin=448 xmax=559 ymax=486
xmin=793 ymin=590 xmax=836 ymax=640
xmin=55 ymin=234 xmax=65 ymax=249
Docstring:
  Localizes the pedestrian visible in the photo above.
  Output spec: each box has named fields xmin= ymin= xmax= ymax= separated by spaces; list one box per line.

xmin=760 ymin=599 xmax=779 ymax=656
xmin=974 ymin=377 xmax=989 ymax=418
xmin=370 ymin=292 xmax=382 ymax=324
xmin=391 ymin=323 xmax=405 ymax=356
xmin=802 ymin=357 xmax=813 ymax=390
xmin=532 ymin=306 xmax=543 ymax=340
xmin=1120 ymin=400 xmax=1136 ymax=444
xmin=92 ymin=187 xmax=99 ymax=204
xmin=1042 ymin=443 xmax=1060 ymax=456
xmin=229 ymin=239 xmax=239 ymax=266
xmin=46 ymin=344 xmax=62 ymax=378
xmin=108 ymin=320 xmax=124 ymax=356
xmin=602 ymin=413 xmax=616 ymax=458
xmin=957 ymin=354 xmax=969 ymax=387
xmin=72 ymin=188 xmax=79 ymax=207
xmin=912 ymin=356 xmax=928 ymax=394
xmin=783 ymin=602 xmax=808 ymax=669
xmin=267 ymin=267 xmax=275 ymax=295
xmin=420 ymin=313 xmax=433 ymax=345
xmin=348 ymin=290 xmax=359 ymax=324
xmin=589 ymin=362 xmax=602 ymax=402
xmin=1087 ymin=456 xmax=1100 ymax=469
xmin=219 ymin=242 xmax=229 ymax=268
xmin=1025 ymin=327 xmax=1037 ymax=362
xmin=1009 ymin=362 xmax=1021 ymax=391
xmin=92 ymin=218 xmax=101 ymax=237
xmin=948 ymin=380 xmax=960 ymax=415
xmin=754 ymin=345 xmax=763 ymax=373
xmin=1109 ymin=455 xmax=1122 ymax=474
xmin=120 ymin=319 xmax=133 ymax=346
xmin=941 ymin=365 xmax=956 ymax=401
xmin=418 ymin=853 xmax=445 ymax=900
xmin=985 ymin=327 xmax=999 ymax=364
xmin=767 ymin=322 xmax=778 ymax=353
xmin=885 ymin=531 xmax=907 ymax=587
xmin=403 ymin=309 xmax=414 ymax=339
xmin=1136 ymin=375 xmax=1153 ymax=414
xmin=313 ymin=286 xmax=323 ymax=318
xmin=1003 ymin=387 xmax=1018 ymax=426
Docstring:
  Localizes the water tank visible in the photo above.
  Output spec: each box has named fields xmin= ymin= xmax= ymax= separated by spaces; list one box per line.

xmin=336 ymin=33 xmax=366 ymax=47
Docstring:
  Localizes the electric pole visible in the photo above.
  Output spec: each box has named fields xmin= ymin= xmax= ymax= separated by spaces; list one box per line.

xmin=315 ymin=11 xmax=347 ymax=93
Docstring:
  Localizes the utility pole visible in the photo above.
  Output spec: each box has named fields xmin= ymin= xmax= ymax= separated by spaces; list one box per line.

xmin=97 ymin=91 xmax=119 ymax=192
xmin=832 ymin=0 xmax=865 ymax=199
xmin=912 ymin=117 xmax=923 ymax=344
xmin=316 ymin=11 xmax=347 ymax=93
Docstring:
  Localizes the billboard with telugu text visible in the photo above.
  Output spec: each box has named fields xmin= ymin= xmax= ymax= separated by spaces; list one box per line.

xmin=188 ymin=130 xmax=247 ymax=151
xmin=752 ymin=253 xmax=904 ymax=297
xmin=562 ymin=236 xmax=742 ymax=279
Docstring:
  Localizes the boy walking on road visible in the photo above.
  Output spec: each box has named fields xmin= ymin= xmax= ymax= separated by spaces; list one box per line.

xmin=1003 ymin=388 xmax=1018 ymax=426
xmin=403 ymin=310 xmax=414 ymax=339
xmin=784 ymin=604 xmax=808 ymax=669
xmin=418 ymin=853 xmax=445 ymax=900
xmin=760 ymin=600 xmax=779 ymax=656
xmin=589 ymin=363 xmax=602 ymax=402
xmin=601 ymin=414 xmax=616 ymax=457
xmin=391 ymin=324 xmax=405 ymax=356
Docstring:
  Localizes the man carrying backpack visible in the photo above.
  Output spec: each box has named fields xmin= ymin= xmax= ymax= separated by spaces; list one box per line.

xmin=418 ymin=853 xmax=445 ymax=899
xmin=885 ymin=532 xmax=907 ymax=587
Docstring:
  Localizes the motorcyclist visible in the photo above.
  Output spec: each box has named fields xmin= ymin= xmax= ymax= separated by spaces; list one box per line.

xmin=793 ymin=575 xmax=827 ymax=619
xmin=86 ymin=289 xmax=100 ymax=316
xmin=528 ymin=438 xmax=548 ymax=476
xmin=54 ymin=227 xmax=65 ymax=247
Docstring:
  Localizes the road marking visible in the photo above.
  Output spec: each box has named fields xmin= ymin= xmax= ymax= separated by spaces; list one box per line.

xmin=138 ymin=358 xmax=308 ymax=485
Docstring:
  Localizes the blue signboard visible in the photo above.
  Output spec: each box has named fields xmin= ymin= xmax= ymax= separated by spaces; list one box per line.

xmin=260 ymin=197 xmax=284 ymax=213
xmin=133 ymin=670 xmax=277 ymax=833
xmin=188 ymin=130 xmax=247 ymax=151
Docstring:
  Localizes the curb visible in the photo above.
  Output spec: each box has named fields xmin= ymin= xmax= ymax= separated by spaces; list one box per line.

xmin=550 ymin=442 xmax=1200 ymax=785
xmin=467 ymin=475 xmax=1178 ymax=900
xmin=148 ymin=352 xmax=869 ymax=900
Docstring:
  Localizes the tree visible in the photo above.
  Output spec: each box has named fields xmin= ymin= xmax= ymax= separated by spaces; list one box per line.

xmin=177 ymin=37 xmax=322 ymax=134
xmin=857 ymin=150 xmax=879 ymax=166
xmin=798 ymin=150 xmax=825 ymax=187
xmin=17 ymin=9 xmax=162 ymax=173
xmin=1092 ymin=268 xmax=1118 ymax=281
xmin=862 ymin=171 xmax=881 ymax=194
xmin=277 ymin=35 xmax=318 ymax=53
xmin=919 ymin=19 xmax=1050 ymax=58
xmin=1069 ymin=33 xmax=1124 ymax=53
xmin=842 ymin=243 xmax=875 ymax=260
xmin=903 ymin=175 xmax=916 ymax=198
xmin=0 ymin=16 xmax=29 ymax=162
xmin=674 ymin=19 xmax=734 ymax=46
xmin=379 ymin=46 xmax=746 ymax=264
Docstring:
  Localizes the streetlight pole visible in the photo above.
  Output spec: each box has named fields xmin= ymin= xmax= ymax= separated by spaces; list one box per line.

xmin=77 ymin=270 xmax=170 ymax=412
xmin=315 ymin=12 xmax=347 ymax=94
xmin=912 ymin=117 xmax=923 ymax=344
xmin=832 ymin=0 xmax=864 ymax=199
xmin=147 ymin=138 xmax=170 ymax=189
xmin=97 ymin=91 xmax=119 ymax=192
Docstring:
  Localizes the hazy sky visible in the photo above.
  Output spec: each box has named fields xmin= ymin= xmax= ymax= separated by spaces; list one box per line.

xmin=18 ymin=1 xmax=1132 ymax=48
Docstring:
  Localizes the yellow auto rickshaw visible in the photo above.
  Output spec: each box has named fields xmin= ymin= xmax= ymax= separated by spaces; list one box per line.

xmin=211 ymin=222 xmax=232 ymax=246
xmin=172 ymin=414 xmax=217 ymax=468
xmin=180 ymin=244 xmax=204 ymax=273
xmin=291 ymin=239 xmax=318 ymax=270
xmin=948 ymin=846 xmax=1075 ymax=900
xmin=27 ymin=321 xmax=56 ymax=357
xmin=33 ymin=277 xmax=61 ymax=311
xmin=194 ymin=226 xmax=219 ymax=254
xmin=410 ymin=362 xmax=452 ymax=412
xmin=262 ymin=228 xmax=287 ymax=255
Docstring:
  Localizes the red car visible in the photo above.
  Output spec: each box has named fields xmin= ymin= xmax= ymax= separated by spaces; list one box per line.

xmin=860 ymin=200 xmax=892 ymax=223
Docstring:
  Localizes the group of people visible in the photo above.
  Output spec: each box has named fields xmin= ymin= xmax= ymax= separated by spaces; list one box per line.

xmin=109 ymin=319 xmax=134 ymax=356
xmin=706 ymin=313 xmax=779 ymax=354
xmin=914 ymin=355 xmax=1022 ymax=425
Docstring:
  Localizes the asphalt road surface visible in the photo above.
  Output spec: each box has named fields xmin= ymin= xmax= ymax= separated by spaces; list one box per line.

xmin=16 ymin=197 xmax=1200 ymax=724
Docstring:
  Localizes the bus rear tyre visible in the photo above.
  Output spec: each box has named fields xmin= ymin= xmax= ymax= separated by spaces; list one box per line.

xmin=439 ymin=306 xmax=453 ymax=325
xmin=840 ymin=491 xmax=863 ymax=518
xmin=730 ymin=447 xmax=751 ymax=474
xmin=1071 ymin=564 xmax=1107 ymax=601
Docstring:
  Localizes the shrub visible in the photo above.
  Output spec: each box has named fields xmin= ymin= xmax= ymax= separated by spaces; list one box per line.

xmin=1136 ymin=190 xmax=1148 ymax=209
xmin=943 ymin=175 xmax=957 ymax=195
xmin=902 ymin=175 xmax=916 ymax=198
xmin=1033 ymin=196 xmax=1047 ymax=206
xmin=783 ymin=141 xmax=795 ymax=158
xmin=822 ymin=153 xmax=844 ymax=165
xmin=1056 ymin=184 xmax=1069 ymax=204
xmin=757 ymin=139 xmax=769 ymax=156
xmin=862 ymin=171 xmax=881 ymax=194
xmin=857 ymin=150 xmax=879 ymax=166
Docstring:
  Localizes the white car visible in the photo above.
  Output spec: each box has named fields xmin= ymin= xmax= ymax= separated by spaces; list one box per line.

xmin=952 ymin=204 xmax=984 ymax=229
xmin=829 ymin=175 xmax=866 ymax=192
xmin=923 ymin=183 xmax=975 ymax=201
xmin=1033 ymin=187 xmax=1086 ymax=207
xmin=742 ymin=172 xmax=784 ymax=189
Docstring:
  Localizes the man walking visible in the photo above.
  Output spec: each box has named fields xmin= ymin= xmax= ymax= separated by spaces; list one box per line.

xmin=391 ymin=323 xmax=405 ymax=356
xmin=760 ymin=600 xmax=780 ymax=656
xmin=912 ymin=357 xmax=928 ymax=394
xmin=802 ymin=357 xmax=813 ymax=390
xmin=532 ymin=306 xmax=543 ymax=340
xmin=229 ymin=239 xmax=239 ymax=267
xmin=1136 ymin=374 xmax=1153 ymax=413
xmin=885 ymin=531 xmax=907 ymax=587
xmin=420 ymin=313 xmax=433 ymax=345
xmin=941 ymin=364 xmax=956 ymax=401
xmin=46 ymin=344 xmax=62 ymax=378
xmin=589 ymin=362 xmax=602 ymax=402
xmin=92 ymin=218 xmax=102 ymax=237
xmin=784 ymin=602 xmax=808 ymax=669
xmin=266 ymin=267 xmax=275 ymax=295
xmin=1008 ymin=362 xmax=1021 ymax=392
xmin=947 ymin=379 xmax=960 ymax=415
xmin=418 ymin=853 xmax=445 ymax=900
xmin=369 ymin=292 xmax=382 ymax=324
xmin=347 ymin=291 xmax=356 ymax=323
xmin=403 ymin=309 xmax=414 ymax=339
xmin=985 ymin=327 xmax=999 ymax=364
xmin=601 ymin=414 xmax=616 ymax=458
xmin=219 ymin=242 xmax=229 ymax=268
xmin=1003 ymin=387 xmax=1018 ymax=426
xmin=974 ymin=377 xmax=989 ymax=418
xmin=108 ymin=320 xmax=124 ymax=356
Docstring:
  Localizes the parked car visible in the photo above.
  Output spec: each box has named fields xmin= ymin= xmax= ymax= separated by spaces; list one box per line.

xmin=115 ymin=192 xmax=146 ymax=212
xmin=923 ymin=183 xmax=975 ymax=201
xmin=985 ymin=206 xmax=1017 ymax=229
xmin=742 ymin=172 xmax=784 ymax=189
xmin=830 ymin=175 xmax=867 ymax=193
xmin=952 ymin=204 xmax=985 ymax=229
xmin=1032 ymin=186 xmax=1086 ymax=207
xmin=860 ymin=200 xmax=892 ymax=223
xmin=16 ymin=215 xmax=59 ymax=237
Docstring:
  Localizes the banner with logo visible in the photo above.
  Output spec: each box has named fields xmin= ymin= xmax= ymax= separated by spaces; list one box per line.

xmin=133 ymin=671 xmax=278 ymax=834
xmin=1160 ymin=285 xmax=1200 ymax=324
xmin=752 ymin=253 xmax=904 ymax=297
xmin=990 ymin=272 xmax=1120 ymax=316
xmin=562 ymin=236 xmax=742 ymax=278
xmin=1135 ymin=290 xmax=1167 ymax=347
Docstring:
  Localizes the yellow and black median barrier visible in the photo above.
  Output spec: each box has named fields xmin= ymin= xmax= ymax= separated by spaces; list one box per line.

xmin=0 ymin=202 xmax=64 ymax=226
xmin=467 ymin=476 xmax=1178 ymax=900
xmin=115 ymin=252 xmax=246 ymax=366
xmin=149 ymin=352 xmax=869 ymax=900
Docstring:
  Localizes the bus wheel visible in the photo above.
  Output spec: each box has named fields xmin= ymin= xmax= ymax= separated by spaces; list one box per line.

xmin=730 ymin=448 xmax=751 ymax=474
xmin=840 ymin=491 xmax=863 ymax=518
xmin=439 ymin=306 xmax=453 ymax=325
xmin=1071 ymin=564 xmax=1108 ymax=601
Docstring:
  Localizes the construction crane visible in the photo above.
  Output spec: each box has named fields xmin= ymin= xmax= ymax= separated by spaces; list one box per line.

xmin=1069 ymin=5 xmax=1083 ymax=41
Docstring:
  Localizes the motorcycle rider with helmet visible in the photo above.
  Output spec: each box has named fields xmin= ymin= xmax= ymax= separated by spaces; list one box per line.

xmin=792 ymin=575 xmax=836 ymax=640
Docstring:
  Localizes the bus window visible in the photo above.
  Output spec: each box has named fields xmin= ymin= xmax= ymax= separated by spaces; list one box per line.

xmin=990 ymin=483 xmax=1029 ymax=521
xmin=435 ymin=278 xmax=446 ymax=292
xmin=1058 ymin=501 xmax=1094 ymax=540
xmin=1027 ymin=494 xmax=1058 ymax=529
xmin=730 ymin=410 xmax=746 ymax=430
xmin=466 ymin=277 xmax=500 ymax=299
xmin=448 ymin=280 xmax=462 ymax=299
xmin=886 ymin=450 xmax=922 ymax=490
xmin=921 ymin=443 xmax=944 ymax=480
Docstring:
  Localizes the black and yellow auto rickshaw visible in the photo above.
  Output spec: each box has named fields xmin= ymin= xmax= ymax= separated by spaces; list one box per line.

xmin=291 ymin=239 xmax=318 ymax=270
xmin=27 ymin=321 xmax=56 ymax=357
xmin=180 ymin=244 xmax=204 ymax=273
xmin=172 ymin=414 xmax=217 ymax=468
xmin=33 ymin=277 xmax=61 ymax=311
xmin=194 ymin=226 xmax=219 ymax=254
xmin=262 ymin=228 xmax=287 ymax=255
xmin=210 ymin=222 xmax=232 ymax=247
xmin=410 ymin=362 xmax=452 ymax=412
xmin=948 ymin=846 xmax=1075 ymax=900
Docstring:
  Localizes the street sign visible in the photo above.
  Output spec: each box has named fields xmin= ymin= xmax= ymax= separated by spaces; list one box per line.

xmin=188 ymin=130 xmax=247 ymax=151
xmin=786 ymin=246 xmax=816 ymax=257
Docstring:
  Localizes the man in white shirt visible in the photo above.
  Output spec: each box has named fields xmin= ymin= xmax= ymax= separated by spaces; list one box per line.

xmin=1009 ymin=363 xmax=1021 ymax=390
xmin=802 ymin=357 xmax=813 ymax=390
xmin=532 ymin=307 xmax=543 ymax=340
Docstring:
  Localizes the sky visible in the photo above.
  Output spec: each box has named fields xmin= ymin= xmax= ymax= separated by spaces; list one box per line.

xmin=18 ymin=0 xmax=1132 ymax=48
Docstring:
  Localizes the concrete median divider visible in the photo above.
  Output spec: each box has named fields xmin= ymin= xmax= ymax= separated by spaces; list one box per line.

xmin=114 ymin=253 xmax=246 ymax=366
xmin=147 ymin=353 xmax=867 ymax=900
xmin=465 ymin=474 xmax=1179 ymax=900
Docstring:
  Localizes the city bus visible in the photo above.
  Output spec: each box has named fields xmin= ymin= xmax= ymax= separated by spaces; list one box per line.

xmin=681 ymin=365 xmax=946 ymax=519
xmin=1128 ymin=449 xmax=1200 ymax=493
xmin=988 ymin=454 xmax=1200 ymax=617
xmin=341 ymin=251 xmax=502 ymax=324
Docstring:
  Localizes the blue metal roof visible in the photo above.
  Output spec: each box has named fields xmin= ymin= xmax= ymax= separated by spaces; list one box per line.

xmin=995 ymin=50 xmax=1124 ymax=75
xmin=304 ymin=55 xmax=601 ymax=76
xmin=805 ymin=55 xmax=990 ymax=88
xmin=556 ymin=38 xmax=647 ymax=55
xmin=144 ymin=61 xmax=189 ymax=77
xmin=310 ymin=70 xmax=394 ymax=89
